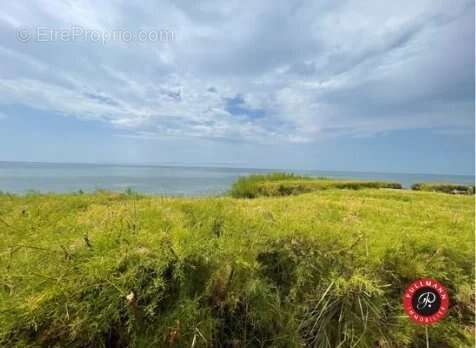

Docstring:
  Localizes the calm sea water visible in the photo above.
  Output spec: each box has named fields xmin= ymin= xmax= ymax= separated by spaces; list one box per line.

xmin=0 ymin=161 xmax=473 ymax=195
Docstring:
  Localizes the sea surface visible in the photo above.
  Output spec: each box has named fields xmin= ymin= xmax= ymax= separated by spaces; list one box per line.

xmin=0 ymin=161 xmax=474 ymax=195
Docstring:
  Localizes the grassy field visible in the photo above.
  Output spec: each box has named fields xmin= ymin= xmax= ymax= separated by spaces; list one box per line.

xmin=0 ymin=181 xmax=474 ymax=347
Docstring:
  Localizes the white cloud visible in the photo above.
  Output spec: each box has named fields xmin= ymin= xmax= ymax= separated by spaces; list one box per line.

xmin=0 ymin=0 xmax=473 ymax=143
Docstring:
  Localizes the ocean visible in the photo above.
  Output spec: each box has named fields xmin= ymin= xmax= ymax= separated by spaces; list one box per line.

xmin=0 ymin=161 xmax=473 ymax=195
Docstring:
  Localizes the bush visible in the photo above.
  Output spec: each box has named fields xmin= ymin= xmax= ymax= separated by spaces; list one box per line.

xmin=230 ymin=172 xmax=312 ymax=198
xmin=231 ymin=173 xmax=402 ymax=198
xmin=411 ymin=183 xmax=475 ymax=195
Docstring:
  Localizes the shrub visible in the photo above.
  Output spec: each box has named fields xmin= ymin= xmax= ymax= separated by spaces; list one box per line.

xmin=411 ymin=183 xmax=475 ymax=195
xmin=231 ymin=173 xmax=402 ymax=198
xmin=230 ymin=172 xmax=312 ymax=198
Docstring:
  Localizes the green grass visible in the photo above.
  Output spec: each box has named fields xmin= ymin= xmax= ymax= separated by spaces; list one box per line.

xmin=229 ymin=172 xmax=312 ymax=198
xmin=231 ymin=173 xmax=402 ymax=198
xmin=411 ymin=183 xmax=475 ymax=195
xmin=0 ymin=188 xmax=474 ymax=347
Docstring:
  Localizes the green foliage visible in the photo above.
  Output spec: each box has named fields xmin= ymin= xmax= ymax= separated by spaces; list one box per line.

xmin=230 ymin=172 xmax=312 ymax=198
xmin=411 ymin=183 xmax=475 ymax=195
xmin=300 ymin=273 xmax=389 ymax=348
xmin=0 ymin=189 xmax=473 ymax=347
xmin=230 ymin=173 xmax=402 ymax=198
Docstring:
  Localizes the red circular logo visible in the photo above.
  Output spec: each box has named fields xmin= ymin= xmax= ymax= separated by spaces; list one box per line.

xmin=403 ymin=278 xmax=449 ymax=324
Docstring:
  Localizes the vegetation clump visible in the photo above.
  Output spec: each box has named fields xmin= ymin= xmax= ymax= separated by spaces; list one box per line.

xmin=0 ymin=186 xmax=474 ymax=347
xmin=231 ymin=172 xmax=402 ymax=198
xmin=229 ymin=172 xmax=311 ymax=198
xmin=411 ymin=183 xmax=475 ymax=195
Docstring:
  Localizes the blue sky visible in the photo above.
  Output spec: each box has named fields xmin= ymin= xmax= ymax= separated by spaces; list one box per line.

xmin=0 ymin=1 xmax=474 ymax=174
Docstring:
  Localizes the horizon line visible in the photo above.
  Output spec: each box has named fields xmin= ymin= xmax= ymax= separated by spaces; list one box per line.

xmin=0 ymin=160 xmax=474 ymax=178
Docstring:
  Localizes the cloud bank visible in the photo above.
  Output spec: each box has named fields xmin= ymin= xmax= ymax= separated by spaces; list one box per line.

xmin=0 ymin=0 xmax=474 ymax=144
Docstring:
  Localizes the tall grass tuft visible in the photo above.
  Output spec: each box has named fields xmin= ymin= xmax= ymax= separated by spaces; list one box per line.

xmin=300 ymin=274 xmax=389 ymax=348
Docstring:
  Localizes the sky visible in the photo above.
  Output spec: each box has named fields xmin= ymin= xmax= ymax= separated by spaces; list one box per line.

xmin=0 ymin=0 xmax=474 ymax=175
